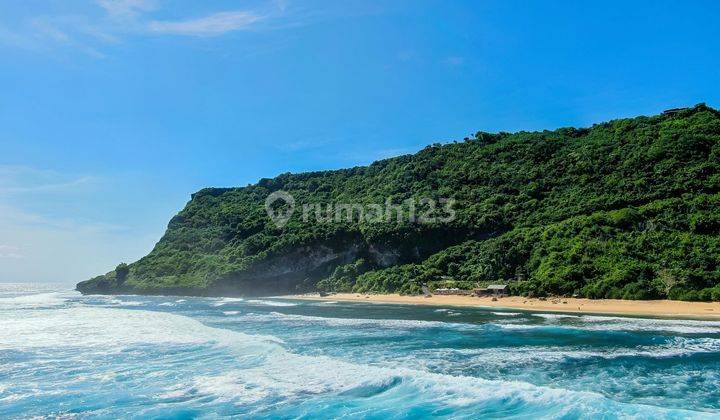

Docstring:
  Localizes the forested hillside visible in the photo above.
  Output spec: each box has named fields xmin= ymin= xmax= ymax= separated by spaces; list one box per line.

xmin=77 ymin=104 xmax=720 ymax=300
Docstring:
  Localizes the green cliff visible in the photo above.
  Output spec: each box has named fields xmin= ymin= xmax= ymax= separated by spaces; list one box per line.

xmin=77 ymin=104 xmax=720 ymax=300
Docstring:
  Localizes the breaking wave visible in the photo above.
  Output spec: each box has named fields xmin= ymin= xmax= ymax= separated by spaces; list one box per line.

xmin=0 ymin=292 xmax=68 ymax=310
xmin=531 ymin=313 xmax=720 ymax=334
xmin=0 ymin=306 xmax=283 ymax=351
xmin=246 ymin=299 xmax=298 ymax=307
xmin=239 ymin=311 xmax=463 ymax=329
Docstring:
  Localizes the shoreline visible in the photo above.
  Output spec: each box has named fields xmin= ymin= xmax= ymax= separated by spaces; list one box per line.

xmin=286 ymin=293 xmax=720 ymax=320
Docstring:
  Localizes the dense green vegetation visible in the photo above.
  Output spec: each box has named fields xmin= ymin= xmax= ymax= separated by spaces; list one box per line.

xmin=77 ymin=104 xmax=720 ymax=300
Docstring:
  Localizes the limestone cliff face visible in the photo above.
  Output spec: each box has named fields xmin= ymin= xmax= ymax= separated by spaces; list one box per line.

xmin=214 ymin=243 xmax=364 ymax=296
xmin=76 ymin=241 xmax=363 ymax=296
xmin=76 ymin=230 xmax=456 ymax=296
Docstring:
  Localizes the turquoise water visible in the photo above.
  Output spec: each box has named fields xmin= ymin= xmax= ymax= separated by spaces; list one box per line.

xmin=2 ymin=284 xmax=720 ymax=418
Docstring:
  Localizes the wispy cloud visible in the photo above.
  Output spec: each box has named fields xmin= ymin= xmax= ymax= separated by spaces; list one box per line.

xmin=0 ymin=2 xmax=274 ymax=57
xmin=30 ymin=19 xmax=71 ymax=43
xmin=0 ymin=25 xmax=39 ymax=51
xmin=147 ymin=11 xmax=263 ymax=36
xmin=96 ymin=0 xmax=158 ymax=18
xmin=0 ymin=166 xmax=126 ymax=236
xmin=0 ymin=176 xmax=95 ymax=194
xmin=0 ymin=204 xmax=127 ymax=233
xmin=0 ymin=245 xmax=23 ymax=259
xmin=0 ymin=165 xmax=97 ymax=195
xmin=0 ymin=1 xmax=365 ymax=58
xmin=0 ymin=16 xmax=111 ymax=58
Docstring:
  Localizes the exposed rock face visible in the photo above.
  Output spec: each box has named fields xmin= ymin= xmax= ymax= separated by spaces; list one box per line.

xmin=368 ymin=244 xmax=402 ymax=267
xmin=217 ymin=243 xmax=363 ymax=296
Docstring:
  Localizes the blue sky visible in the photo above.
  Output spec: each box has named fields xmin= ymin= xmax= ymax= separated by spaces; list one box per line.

xmin=1 ymin=0 xmax=719 ymax=283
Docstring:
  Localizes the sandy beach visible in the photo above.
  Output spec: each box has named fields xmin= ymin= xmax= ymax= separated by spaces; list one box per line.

xmin=288 ymin=293 xmax=720 ymax=319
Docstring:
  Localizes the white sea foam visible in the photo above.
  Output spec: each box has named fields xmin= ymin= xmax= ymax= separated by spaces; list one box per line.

xmin=99 ymin=297 xmax=147 ymax=307
xmin=187 ymin=349 xmax=710 ymax=418
xmin=212 ymin=297 xmax=245 ymax=306
xmin=240 ymin=307 xmax=720 ymax=335
xmin=0 ymin=283 xmax=68 ymax=294
xmin=421 ymin=336 xmax=720 ymax=367
xmin=223 ymin=311 xmax=240 ymax=316
xmin=581 ymin=315 xmax=720 ymax=330
xmin=433 ymin=308 xmax=463 ymax=317
xmin=528 ymin=313 xmax=720 ymax=334
xmin=579 ymin=321 xmax=720 ymax=334
xmin=485 ymin=321 xmax=537 ymax=330
xmin=533 ymin=313 xmax=581 ymax=320
xmin=0 ymin=307 xmax=283 ymax=351
xmin=246 ymin=299 xmax=297 ymax=307
xmin=116 ymin=300 xmax=145 ymax=306
xmin=0 ymin=292 xmax=68 ymax=310
xmin=241 ymin=311 xmax=462 ymax=330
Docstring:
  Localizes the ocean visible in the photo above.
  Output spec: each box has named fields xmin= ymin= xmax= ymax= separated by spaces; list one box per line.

xmin=1 ymin=283 xmax=719 ymax=419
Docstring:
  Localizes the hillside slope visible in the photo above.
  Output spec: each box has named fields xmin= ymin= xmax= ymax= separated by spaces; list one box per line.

xmin=77 ymin=104 xmax=720 ymax=300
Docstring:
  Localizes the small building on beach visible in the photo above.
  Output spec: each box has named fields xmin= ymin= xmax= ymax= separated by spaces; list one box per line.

xmin=474 ymin=284 xmax=509 ymax=297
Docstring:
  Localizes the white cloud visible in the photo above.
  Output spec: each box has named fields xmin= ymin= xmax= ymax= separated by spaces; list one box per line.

xmin=12 ymin=17 xmax=109 ymax=58
xmin=30 ymin=19 xmax=71 ymax=43
xmin=148 ymin=11 xmax=263 ymax=36
xmin=0 ymin=176 xmax=95 ymax=194
xmin=96 ymin=0 xmax=157 ymax=18
xmin=0 ymin=25 xmax=39 ymax=50
xmin=0 ymin=166 xmax=120 ymax=236
xmin=0 ymin=165 xmax=97 ymax=195
xmin=0 ymin=203 xmax=126 ymax=234
xmin=0 ymin=245 xmax=23 ymax=259
xmin=0 ymin=2 xmax=311 ymax=57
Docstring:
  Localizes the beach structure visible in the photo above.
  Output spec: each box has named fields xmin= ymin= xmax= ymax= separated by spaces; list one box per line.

xmin=433 ymin=288 xmax=472 ymax=296
xmin=474 ymin=284 xmax=509 ymax=297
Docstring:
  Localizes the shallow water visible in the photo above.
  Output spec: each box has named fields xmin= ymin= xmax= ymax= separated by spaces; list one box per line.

xmin=1 ymin=283 xmax=719 ymax=418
